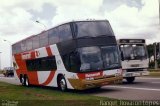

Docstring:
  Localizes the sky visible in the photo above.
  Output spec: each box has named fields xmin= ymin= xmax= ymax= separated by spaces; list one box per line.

xmin=0 ymin=0 xmax=159 ymax=68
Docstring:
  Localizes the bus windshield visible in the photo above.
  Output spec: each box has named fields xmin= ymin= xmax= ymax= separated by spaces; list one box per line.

xmin=120 ymin=44 xmax=147 ymax=60
xmin=74 ymin=21 xmax=114 ymax=38
xmin=78 ymin=46 xmax=121 ymax=72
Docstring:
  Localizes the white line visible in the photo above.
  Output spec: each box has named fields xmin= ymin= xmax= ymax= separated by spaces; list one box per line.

xmin=107 ymin=86 xmax=160 ymax=91
xmin=137 ymin=77 xmax=160 ymax=80
xmin=151 ymin=82 xmax=160 ymax=84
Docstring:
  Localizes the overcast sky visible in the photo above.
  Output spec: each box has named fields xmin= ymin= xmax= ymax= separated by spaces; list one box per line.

xmin=0 ymin=0 xmax=159 ymax=68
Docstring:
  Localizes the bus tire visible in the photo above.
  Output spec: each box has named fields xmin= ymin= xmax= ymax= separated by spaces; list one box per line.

xmin=126 ymin=77 xmax=135 ymax=83
xmin=57 ymin=75 xmax=67 ymax=91
xmin=24 ymin=75 xmax=30 ymax=87
xmin=21 ymin=75 xmax=25 ymax=86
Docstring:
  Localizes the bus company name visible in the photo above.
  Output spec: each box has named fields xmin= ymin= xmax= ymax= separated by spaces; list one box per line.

xmin=22 ymin=53 xmax=31 ymax=60
xmin=85 ymin=72 xmax=101 ymax=78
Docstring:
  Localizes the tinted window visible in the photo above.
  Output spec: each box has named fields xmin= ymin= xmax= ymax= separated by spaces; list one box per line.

xmin=62 ymin=51 xmax=81 ymax=72
xmin=32 ymin=36 xmax=39 ymax=49
xmin=39 ymin=31 xmax=48 ymax=47
xmin=12 ymin=43 xmax=21 ymax=54
xmin=21 ymin=40 xmax=26 ymax=52
xmin=75 ymin=21 xmax=114 ymax=38
xmin=12 ymin=45 xmax=16 ymax=54
xmin=48 ymin=28 xmax=60 ymax=44
xmin=79 ymin=47 xmax=103 ymax=72
xmin=58 ymin=24 xmax=72 ymax=42
xmin=26 ymin=56 xmax=57 ymax=71
xmin=26 ymin=38 xmax=32 ymax=51
xmin=101 ymin=46 xmax=121 ymax=69
xmin=70 ymin=52 xmax=81 ymax=72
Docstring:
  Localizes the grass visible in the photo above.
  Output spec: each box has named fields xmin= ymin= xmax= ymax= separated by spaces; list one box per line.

xmin=0 ymin=70 xmax=3 ymax=74
xmin=147 ymin=69 xmax=160 ymax=77
xmin=149 ymin=69 xmax=160 ymax=72
xmin=0 ymin=81 xmax=111 ymax=106
xmin=149 ymin=72 xmax=160 ymax=77
xmin=0 ymin=81 xmax=153 ymax=106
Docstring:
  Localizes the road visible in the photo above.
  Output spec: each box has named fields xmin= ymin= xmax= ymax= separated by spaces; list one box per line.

xmin=92 ymin=77 xmax=160 ymax=100
xmin=0 ymin=74 xmax=160 ymax=100
xmin=0 ymin=74 xmax=20 ymax=85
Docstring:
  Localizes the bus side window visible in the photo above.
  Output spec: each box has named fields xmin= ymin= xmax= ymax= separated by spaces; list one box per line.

xmin=62 ymin=54 xmax=70 ymax=71
xmin=48 ymin=28 xmax=60 ymax=44
xmin=39 ymin=31 xmax=48 ymax=47
xmin=32 ymin=36 xmax=39 ymax=49
xmin=21 ymin=40 xmax=26 ymax=52
xmin=26 ymin=38 xmax=33 ymax=51
xmin=58 ymin=24 xmax=72 ymax=42
xmin=69 ymin=52 xmax=81 ymax=72
xmin=26 ymin=56 xmax=57 ymax=71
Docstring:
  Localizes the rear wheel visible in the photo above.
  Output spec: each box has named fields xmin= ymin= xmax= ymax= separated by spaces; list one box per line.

xmin=25 ymin=76 xmax=30 ymax=87
xmin=58 ymin=76 xmax=67 ymax=91
xmin=126 ymin=77 xmax=135 ymax=83
xmin=21 ymin=76 xmax=25 ymax=86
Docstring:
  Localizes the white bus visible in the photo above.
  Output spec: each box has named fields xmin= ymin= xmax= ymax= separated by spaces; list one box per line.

xmin=12 ymin=20 xmax=123 ymax=91
xmin=117 ymin=39 xmax=149 ymax=83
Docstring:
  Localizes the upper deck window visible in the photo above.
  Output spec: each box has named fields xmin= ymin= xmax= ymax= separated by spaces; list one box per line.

xmin=39 ymin=31 xmax=48 ymax=47
xmin=48 ymin=24 xmax=72 ymax=44
xmin=26 ymin=38 xmax=32 ymax=50
xmin=74 ymin=21 xmax=114 ymax=38
xmin=58 ymin=24 xmax=72 ymax=42
xmin=32 ymin=36 xmax=39 ymax=49
xmin=48 ymin=28 xmax=59 ymax=44
xmin=21 ymin=40 xmax=26 ymax=52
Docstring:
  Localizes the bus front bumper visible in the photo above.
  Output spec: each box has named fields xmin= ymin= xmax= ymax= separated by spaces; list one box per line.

xmin=68 ymin=76 xmax=123 ymax=90
xmin=123 ymin=70 xmax=149 ymax=78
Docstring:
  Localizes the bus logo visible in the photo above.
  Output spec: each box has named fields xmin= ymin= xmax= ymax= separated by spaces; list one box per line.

xmin=35 ymin=51 xmax=40 ymax=57
xmin=22 ymin=53 xmax=31 ymax=60
xmin=85 ymin=72 xmax=101 ymax=78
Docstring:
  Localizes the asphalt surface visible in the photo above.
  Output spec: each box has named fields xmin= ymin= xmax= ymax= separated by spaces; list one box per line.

xmin=0 ymin=74 xmax=20 ymax=85
xmin=92 ymin=77 xmax=160 ymax=100
xmin=0 ymin=74 xmax=160 ymax=100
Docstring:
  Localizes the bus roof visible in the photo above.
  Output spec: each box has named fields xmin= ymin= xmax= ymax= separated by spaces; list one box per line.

xmin=12 ymin=19 xmax=109 ymax=46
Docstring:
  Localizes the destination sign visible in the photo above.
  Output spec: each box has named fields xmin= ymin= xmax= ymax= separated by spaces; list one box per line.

xmin=119 ymin=39 xmax=145 ymax=43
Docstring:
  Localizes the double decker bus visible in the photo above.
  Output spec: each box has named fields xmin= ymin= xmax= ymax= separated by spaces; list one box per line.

xmin=117 ymin=39 xmax=149 ymax=83
xmin=12 ymin=20 xmax=122 ymax=91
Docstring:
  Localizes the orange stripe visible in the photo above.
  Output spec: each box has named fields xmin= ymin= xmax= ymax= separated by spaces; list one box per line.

xmin=40 ymin=71 xmax=55 ymax=86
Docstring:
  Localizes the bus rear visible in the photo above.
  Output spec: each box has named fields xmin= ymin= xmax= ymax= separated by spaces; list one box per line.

xmin=118 ymin=39 xmax=149 ymax=83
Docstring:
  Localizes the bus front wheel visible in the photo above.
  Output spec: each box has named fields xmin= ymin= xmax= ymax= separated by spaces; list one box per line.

xmin=58 ymin=75 xmax=67 ymax=91
xmin=126 ymin=77 xmax=135 ymax=83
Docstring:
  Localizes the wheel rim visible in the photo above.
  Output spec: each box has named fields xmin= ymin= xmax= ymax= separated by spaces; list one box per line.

xmin=60 ymin=79 xmax=66 ymax=91
xmin=21 ymin=77 xmax=24 ymax=85
xmin=26 ymin=78 xmax=29 ymax=86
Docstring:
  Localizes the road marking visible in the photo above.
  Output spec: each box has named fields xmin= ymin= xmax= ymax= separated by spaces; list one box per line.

xmin=151 ymin=82 xmax=160 ymax=84
xmin=137 ymin=77 xmax=160 ymax=80
xmin=107 ymin=86 xmax=160 ymax=91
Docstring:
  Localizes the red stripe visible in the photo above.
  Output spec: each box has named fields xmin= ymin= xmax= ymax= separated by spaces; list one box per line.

xmin=46 ymin=47 xmax=53 ymax=56
xmin=40 ymin=71 xmax=55 ymax=86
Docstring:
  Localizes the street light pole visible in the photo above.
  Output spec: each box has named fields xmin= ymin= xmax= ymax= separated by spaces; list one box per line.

xmin=0 ymin=52 xmax=2 ymax=70
xmin=35 ymin=20 xmax=47 ymax=31
xmin=159 ymin=0 xmax=160 ymax=25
